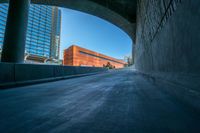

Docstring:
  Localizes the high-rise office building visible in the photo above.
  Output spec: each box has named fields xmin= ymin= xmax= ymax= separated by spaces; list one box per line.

xmin=0 ymin=3 xmax=61 ymax=62
xmin=0 ymin=4 xmax=7 ymax=49
xmin=51 ymin=7 xmax=61 ymax=60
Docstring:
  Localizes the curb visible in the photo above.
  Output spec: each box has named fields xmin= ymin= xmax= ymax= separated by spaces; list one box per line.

xmin=0 ymin=71 xmax=106 ymax=89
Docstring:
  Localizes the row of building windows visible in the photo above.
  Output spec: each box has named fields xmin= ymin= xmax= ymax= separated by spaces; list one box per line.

xmin=0 ymin=4 xmax=8 ymax=9
xmin=27 ymin=34 xmax=51 ymax=41
xmin=28 ymin=20 xmax=51 ymax=29
xmin=0 ymin=11 xmax=7 ymax=18
xmin=0 ymin=8 xmax=7 ymax=14
xmin=0 ymin=23 xmax=5 ymax=29
xmin=27 ymin=25 xmax=50 ymax=32
xmin=29 ymin=13 xmax=52 ymax=21
xmin=27 ymin=49 xmax=49 ymax=53
xmin=26 ymin=41 xmax=50 ymax=47
xmin=27 ymin=31 xmax=51 ymax=39
xmin=26 ymin=46 xmax=50 ymax=51
xmin=27 ymin=30 xmax=51 ymax=37
xmin=26 ymin=50 xmax=50 ymax=55
xmin=31 ymin=5 xmax=52 ymax=12
xmin=28 ymin=18 xmax=52 ymax=27
xmin=79 ymin=51 xmax=125 ymax=65
xmin=0 ymin=32 xmax=4 ymax=37
xmin=26 ymin=41 xmax=50 ymax=48
xmin=0 ymin=16 xmax=6 ymax=23
xmin=27 ymin=35 xmax=51 ymax=42
xmin=0 ymin=37 xmax=4 ymax=41
xmin=0 ymin=39 xmax=51 ymax=48
xmin=26 ymin=50 xmax=50 ymax=57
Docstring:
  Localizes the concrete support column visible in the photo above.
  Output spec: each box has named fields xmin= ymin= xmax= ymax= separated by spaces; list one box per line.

xmin=1 ymin=0 xmax=30 ymax=63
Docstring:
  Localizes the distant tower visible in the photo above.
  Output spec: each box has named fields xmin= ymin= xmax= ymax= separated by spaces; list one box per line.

xmin=50 ymin=7 xmax=61 ymax=60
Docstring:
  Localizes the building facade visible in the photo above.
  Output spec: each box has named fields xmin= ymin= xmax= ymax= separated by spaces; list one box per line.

xmin=0 ymin=4 xmax=7 ymax=49
xmin=63 ymin=45 xmax=127 ymax=68
xmin=0 ymin=3 xmax=61 ymax=62
xmin=50 ymin=7 xmax=61 ymax=60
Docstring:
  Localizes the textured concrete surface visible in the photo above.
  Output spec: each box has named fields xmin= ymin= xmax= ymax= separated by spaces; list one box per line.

xmin=135 ymin=0 xmax=200 ymax=74
xmin=0 ymin=68 xmax=200 ymax=133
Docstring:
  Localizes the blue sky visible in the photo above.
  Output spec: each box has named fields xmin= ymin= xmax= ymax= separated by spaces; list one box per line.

xmin=60 ymin=8 xmax=132 ymax=60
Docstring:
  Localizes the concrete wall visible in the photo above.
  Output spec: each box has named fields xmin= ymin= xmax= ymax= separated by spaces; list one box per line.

xmin=0 ymin=63 xmax=107 ymax=85
xmin=135 ymin=0 xmax=200 ymax=74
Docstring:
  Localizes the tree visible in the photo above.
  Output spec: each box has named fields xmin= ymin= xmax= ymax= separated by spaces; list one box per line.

xmin=105 ymin=62 xmax=115 ymax=69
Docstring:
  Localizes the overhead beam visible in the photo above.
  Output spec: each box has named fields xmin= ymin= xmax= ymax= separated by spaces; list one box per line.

xmin=0 ymin=0 xmax=136 ymax=41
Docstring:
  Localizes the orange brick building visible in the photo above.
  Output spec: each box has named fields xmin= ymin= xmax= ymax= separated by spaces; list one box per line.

xmin=63 ymin=45 xmax=127 ymax=68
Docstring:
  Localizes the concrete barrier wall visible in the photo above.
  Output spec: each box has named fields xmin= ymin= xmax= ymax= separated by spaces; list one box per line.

xmin=135 ymin=0 xmax=200 ymax=74
xmin=0 ymin=63 xmax=14 ymax=83
xmin=15 ymin=64 xmax=55 ymax=82
xmin=0 ymin=63 xmax=107 ymax=84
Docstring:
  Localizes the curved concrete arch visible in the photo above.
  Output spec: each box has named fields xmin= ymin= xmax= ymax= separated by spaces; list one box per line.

xmin=0 ymin=0 xmax=135 ymax=42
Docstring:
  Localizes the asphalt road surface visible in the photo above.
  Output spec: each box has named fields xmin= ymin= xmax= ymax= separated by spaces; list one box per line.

xmin=0 ymin=68 xmax=200 ymax=133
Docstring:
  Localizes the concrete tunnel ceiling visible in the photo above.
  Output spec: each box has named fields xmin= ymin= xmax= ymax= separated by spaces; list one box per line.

xmin=0 ymin=0 xmax=137 ymax=42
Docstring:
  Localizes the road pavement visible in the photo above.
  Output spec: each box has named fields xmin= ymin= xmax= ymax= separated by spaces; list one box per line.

xmin=0 ymin=68 xmax=200 ymax=133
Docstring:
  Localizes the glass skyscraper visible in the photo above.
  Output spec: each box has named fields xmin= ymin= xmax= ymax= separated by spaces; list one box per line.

xmin=0 ymin=4 xmax=7 ymax=48
xmin=0 ymin=3 xmax=61 ymax=60
xmin=51 ymin=7 xmax=61 ymax=60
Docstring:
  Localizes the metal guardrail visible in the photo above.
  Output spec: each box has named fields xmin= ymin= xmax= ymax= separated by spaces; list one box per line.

xmin=151 ymin=0 xmax=182 ymax=42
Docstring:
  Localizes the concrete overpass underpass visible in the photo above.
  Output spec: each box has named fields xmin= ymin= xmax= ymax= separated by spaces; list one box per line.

xmin=0 ymin=0 xmax=200 ymax=132
xmin=1 ymin=0 xmax=199 ymax=76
